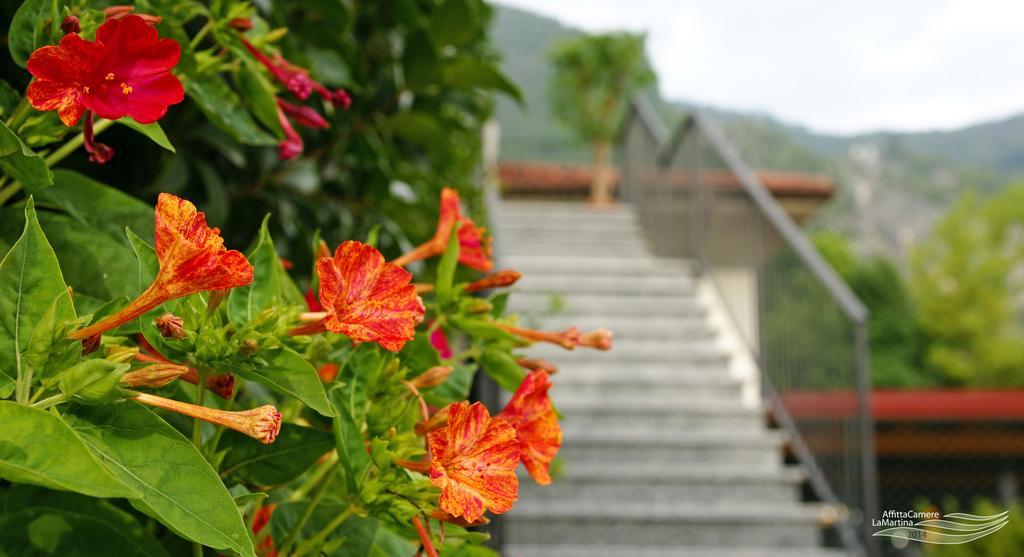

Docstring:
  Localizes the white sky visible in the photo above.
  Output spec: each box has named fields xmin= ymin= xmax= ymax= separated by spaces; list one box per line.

xmin=497 ymin=0 xmax=1024 ymax=135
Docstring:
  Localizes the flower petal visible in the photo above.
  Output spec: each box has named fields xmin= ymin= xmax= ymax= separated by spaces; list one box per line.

xmin=317 ymin=241 xmax=423 ymax=351
xmin=499 ymin=371 xmax=562 ymax=485
xmin=428 ymin=402 xmax=520 ymax=522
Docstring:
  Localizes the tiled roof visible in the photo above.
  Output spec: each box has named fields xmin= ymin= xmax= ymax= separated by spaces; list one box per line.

xmin=498 ymin=162 xmax=833 ymax=198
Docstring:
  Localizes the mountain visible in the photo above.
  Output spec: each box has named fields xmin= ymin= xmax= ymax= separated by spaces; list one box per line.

xmin=490 ymin=4 xmax=1017 ymax=260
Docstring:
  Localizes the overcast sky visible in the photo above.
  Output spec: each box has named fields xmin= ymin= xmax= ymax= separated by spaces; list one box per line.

xmin=497 ymin=0 xmax=1024 ymax=135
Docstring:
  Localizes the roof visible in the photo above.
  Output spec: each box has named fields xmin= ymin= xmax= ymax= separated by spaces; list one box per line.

xmin=497 ymin=162 xmax=834 ymax=199
xmin=780 ymin=389 xmax=1024 ymax=421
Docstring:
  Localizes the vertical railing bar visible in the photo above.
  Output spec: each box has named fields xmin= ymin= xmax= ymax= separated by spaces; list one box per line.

xmin=855 ymin=322 xmax=881 ymax=557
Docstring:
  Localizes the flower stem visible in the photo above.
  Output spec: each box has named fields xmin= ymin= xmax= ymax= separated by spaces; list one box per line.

xmin=4 ymin=98 xmax=30 ymax=130
xmin=192 ymin=380 xmax=206 ymax=448
xmin=278 ymin=473 xmax=334 ymax=557
xmin=32 ymin=393 xmax=69 ymax=409
xmin=190 ymin=20 xmax=213 ymax=49
xmin=45 ymin=118 xmax=114 ymax=167
xmin=289 ymin=504 xmax=357 ymax=557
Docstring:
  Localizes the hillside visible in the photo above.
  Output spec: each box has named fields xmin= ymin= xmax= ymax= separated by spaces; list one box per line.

xmin=490 ymin=4 xmax=1017 ymax=260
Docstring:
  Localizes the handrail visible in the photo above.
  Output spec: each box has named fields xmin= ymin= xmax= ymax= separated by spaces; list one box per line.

xmin=621 ymin=94 xmax=879 ymax=556
xmin=685 ymin=112 xmax=868 ymax=323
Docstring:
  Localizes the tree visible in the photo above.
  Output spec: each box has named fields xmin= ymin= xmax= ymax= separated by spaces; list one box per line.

xmin=911 ymin=185 xmax=1024 ymax=386
xmin=814 ymin=232 xmax=932 ymax=387
xmin=548 ymin=32 xmax=654 ymax=203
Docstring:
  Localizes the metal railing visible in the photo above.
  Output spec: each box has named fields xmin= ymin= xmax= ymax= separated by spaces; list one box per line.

xmin=621 ymin=94 xmax=880 ymax=556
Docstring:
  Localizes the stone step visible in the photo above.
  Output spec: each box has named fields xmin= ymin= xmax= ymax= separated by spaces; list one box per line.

xmin=498 ymin=203 xmax=638 ymax=221
xmin=551 ymin=363 xmax=735 ymax=387
xmin=552 ymin=380 xmax=741 ymax=402
xmin=558 ymin=430 xmax=784 ymax=468
xmin=505 ymin=502 xmax=828 ymax=547
xmin=515 ymin=274 xmax=696 ymax=296
xmin=503 ymin=243 xmax=654 ymax=257
xmin=503 ymin=545 xmax=850 ymax=557
xmin=500 ymin=227 xmax=648 ymax=244
xmin=504 ymin=254 xmax=696 ymax=277
xmin=521 ymin=316 xmax=714 ymax=341
xmin=522 ymin=342 xmax=728 ymax=364
xmin=521 ymin=464 xmax=805 ymax=504
xmin=508 ymin=293 xmax=704 ymax=317
xmin=558 ymin=403 xmax=761 ymax=435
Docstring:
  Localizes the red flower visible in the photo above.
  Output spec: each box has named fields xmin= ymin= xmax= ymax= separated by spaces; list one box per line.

xmin=430 ymin=325 xmax=452 ymax=359
xmin=252 ymin=504 xmax=278 ymax=557
xmin=315 ymin=241 xmax=425 ymax=351
xmin=428 ymin=401 xmax=519 ymax=522
xmin=278 ymin=98 xmax=329 ymax=129
xmin=70 ymin=194 xmax=253 ymax=340
xmin=275 ymin=102 xmax=303 ymax=160
xmin=392 ymin=188 xmax=494 ymax=272
xmin=26 ymin=15 xmax=183 ymax=127
xmin=241 ymin=38 xmax=351 ymax=110
xmin=499 ymin=371 xmax=562 ymax=485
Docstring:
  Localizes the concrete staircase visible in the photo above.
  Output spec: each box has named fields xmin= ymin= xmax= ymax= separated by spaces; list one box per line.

xmin=496 ymin=201 xmax=847 ymax=557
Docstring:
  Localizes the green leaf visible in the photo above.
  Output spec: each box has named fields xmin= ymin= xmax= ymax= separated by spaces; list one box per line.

xmin=59 ymin=359 xmax=128 ymax=405
xmin=116 ymin=119 xmax=176 ymax=152
xmin=0 ymin=401 xmax=138 ymax=499
xmin=443 ymin=57 xmax=523 ymax=103
xmin=435 ymin=228 xmax=460 ymax=306
xmin=126 ymin=228 xmax=158 ymax=292
xmin=220 ymin=424 xmax=334 ymax=486
xmin=33 ymin=213 xmax=141 ymax=301
xmin=332 ymin=406 xmax=369 ymax=496
xmin=432 ymin=0 xmax=478 ymax=47
xmin=0 ymin=485 xmax=171 ymax=557
xmin=18 ymin=111 xmax=72 ymax=148
xmin=187 ymin=75 xmax=277 ymax=146
xmin=228 ymin=216 xmax=304 ymax=327
xmin=0 ymin=80 xmax=21 ymax=117
xmin=399 ymin=332 xmax=441 ymax=374
xmin=0 ymin=119 xmax=53 ymax=193
xmin=232 ymin=346 xmax=334 ymax=416
xmin=385 ymin=112 xmax=448 ymax=161
xmin=332 ymin=516 xmax=417 ymax=557
xmin=0 ymin=199 xmax=75 ymax=399
xmin=479 ymin=346 xmax=526 ymax=392
xmin=65 ymin=403 xmax=256 ymax=557
xmin=236 ymin=62 xmax=285 ymax=139
xmin=39 ymin=170 xmax=154 ymax=241
xmin=8 ymin=0 xmax=54 ymax=67
xmin=402 ymin=28 xmax=441 ymax=90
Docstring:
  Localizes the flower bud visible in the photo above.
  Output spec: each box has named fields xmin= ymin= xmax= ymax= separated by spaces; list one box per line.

xmin=465 ymin=299 xmax=492 ymax=314
xmin=155 ymin=313 xmax=186 ymax=339
xmin=317 ymin=363 xmax=339 ymax=382
xmin=240 ymin=338 xmax=259 ymax=356
xmin=464 ymin=269 xmax=522 ymax=293
xmin=409 ymin=366 xmax=453 ymax=390
xmin=579 ymin=328 xmax=613 ymax=351
xmin=133 ymin=392 xmax=282 ymax=444
xmin=414 ymin=405 xmax=450 ymax=436
xmin=82 ymin=334 xmax=102 ymax=355
xmin=120 ymin=363 xmax=189 ymax=389
xmin=498 ymin=323 xmax=581 ymax=350
xmin=516 ymin=357 xmax=558 ymax=375
xmin=227 ymin=17 xmax=254 ymax=31
xmin=60 ymin=15 xmax=81 ymax=35
xmin=103 ymin=6 xmax=161 ymax=26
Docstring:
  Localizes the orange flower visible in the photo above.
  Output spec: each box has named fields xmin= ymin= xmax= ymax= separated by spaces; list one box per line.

xmin=314 ymin=241 xmax=424 ymax=351
xmin=392 ymin=188 xmax=493 ymax=272
xmin=464 ymin=268 xmax=522 ymax=293
xmin=497 ymin=323 xmax=581 ymax=350
xmin=70 ymin=194 xmax=253 ymax=340
xmin=499 ymin=371 xmax=562 ymax=485
xmin=428 ymin=401 xmax=519 ymax=522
